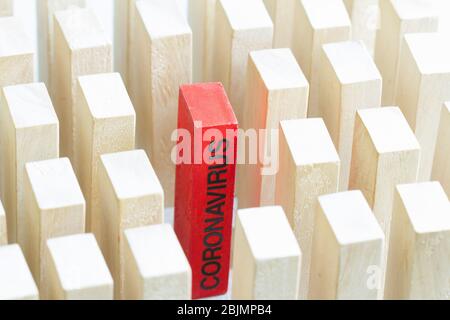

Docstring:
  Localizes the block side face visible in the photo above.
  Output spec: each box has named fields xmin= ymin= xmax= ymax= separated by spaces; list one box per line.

xmin=143 ymin=272 xmax=191 ymax=300
xmin=432 ymin=104 xmax=450 ymax=195
xmin=0 ymin=202 xmax=6 ymax=245
xmin=0 ymin=54 xmax=34 ymax=88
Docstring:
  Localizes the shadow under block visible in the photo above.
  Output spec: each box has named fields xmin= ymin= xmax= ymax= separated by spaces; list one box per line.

xmin=263 ymin=0 xmax=295 ymax=48
xmin=46 ymin=234 xmax=113 ymax=300
xmin=309 ymin=191 xmax=384 ymax=300
xmin=128 ymin=0 xmax=192 ymax=206
xmin=232 ymin=206 xmax=301 ymax=300
xmin=396 ymin=33 xmax=450 ymax=181
xmin=98 ymin=150 xmax=164 ymax=300
xmin=24 ymin=158 xmax=85 ymax=298
xmin=292 ymin=0 xmax=351 ymax=117
xmin=320 ymin=40 xmax=382 ymax=190
xmin=0 ymin=200 xmax=6 ymax=245
xmin=275 ymin=118 xmax=340 ymax=300
xmin=123 ymin=225 xmax=192 ymax=300
xmin=212 ymin=0 xmax=273 ymax=125
xmin=375 ymin=0 xmax=438 ymax=106
xmin=0 ymin=245 xmax=39 ymax=300
xmin=0 ymin=83 xmax=59 ymax=245
xmin=432 ymin=103 xmax=450 ymax=196
xmin=52 ymin=8 xmax=112 ymax=158
xmin=385 ymin=182 xmax=450 ymax=300
xmin=0 ymin=0 xmax=13 ymax=16
xmin=75 ymin=72 xmax=136 ymax=233
xmin=0 ymin=17 xmax=34 ymax=88
xmin=238 ymin=48 xmax=309 ymax=209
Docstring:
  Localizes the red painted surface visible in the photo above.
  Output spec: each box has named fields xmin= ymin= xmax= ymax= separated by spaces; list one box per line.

xmin=174 ymin=83 xmax=238 ymax=299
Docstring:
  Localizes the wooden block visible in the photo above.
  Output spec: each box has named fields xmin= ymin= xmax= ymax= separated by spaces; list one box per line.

xmin=375 ymin=0 xmax=438 ymax=106
xmin=24 ymin=158 xmax=85 ymax=298
xmin=0 ymin=0 xmax=13 ymax=16
xmin=292 ymin=0 xmax=351 ymax=117
xmin=275 ymin=118 xmax=340 ymax=299
xmin=123 ymin=224 xmax=192 ymax=300
xmin=0 ymin=200 xmax=7 ymax=245
xmin=263 ymin=0 xmax=296 ymax=48
xmin=309 ymin=191 xmax=384 ymax=300
xmin=52 ymin=7 xmax=112 ymax=158
xmin=385 ymin=182 xmax=450 ymax=300
xmin=213 ymin=0 xmax=273 ymax=125
xmin=432 ymin=103 xmax=450 ymax=196
xmin=128 ymin=0 xmax=192 ymax=206
xmin=396 ymin=33 xmax=450 ymax=181
xmin=320 ymin=40 xmax=382 ymax=190
xmin=238 ymin=48 xmax=309 ymax=209
xmin=46 ymin=234 xmax=113 ymax=300
xmin=98 ymin=150 xmax=164 ymax=299
xmin=0 ymin=83 xmax=59 ymax=244
xmin=174 ymin=83 xmax=238 ymax=299
xmin=75 ymin=72 xmax=135 ymax=234
xmin=0 ymin=17 xmax=34 ymax=88
xmin=232 ymin=206 xmax=301 ymax=300
xmin=0 ymin=245 xmax=39 ymax=300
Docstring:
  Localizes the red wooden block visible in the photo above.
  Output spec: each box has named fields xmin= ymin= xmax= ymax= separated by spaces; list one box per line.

xmin=174 ymin=83 xmax=238 ymax=299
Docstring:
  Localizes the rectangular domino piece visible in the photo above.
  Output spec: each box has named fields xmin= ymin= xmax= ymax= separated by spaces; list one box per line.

xmin=46 ymin=234 xmax=113 ymax=300
xmin=432 ymin=103 xmax=450 ymax=196
xmin=52 ymin=7 xmax=112 ymax=158
xmin=386 ymin=182 xmax=450 ymax=300
xmin=320 ymin=40 xmax=382 ymax=191
xmin=0 ymin=200 xmax=7 ymax=245
xmin=174 ymin=83 xmax=238 ymax=299
xmin=0 ymin=83 xmax=59 ymax=244
xmin=123 ymin=225 xmax=192 ymax=300
xmin=99 ymin=150 xmax=164 ymax=299
xmin=0 ymin=0 xmax=13 ymax=16
xmin=263 ymin=0 xmax=296 ymax=48
xmin=238 ymin=48 xmax=309 ymax=209
xmin=309 ymin=191 xmax=384 ymax=300
xmin=292 ymin=0 xmax=351 ymax=117
xmin=232 ymin=206 xmax=301 ymax=300
xmin=0 ymin=245 xmax=39 ymax=300
xmin=396 ymin=33 xmax=450 ymax=181
xmin=24 ymin=158 xmax=86 ymax=298
xmin=275 ymin=118 xmax=340 ymax=299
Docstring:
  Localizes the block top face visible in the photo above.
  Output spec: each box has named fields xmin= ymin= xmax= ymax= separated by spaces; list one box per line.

xmin=180 ymin=83 xmax=238 ymax=128
xmin=54 ymin=8 xmax=110 ymax=50
xmin=0 ymin=245 xmax=39 ymax=300
xmin=397 ymin=182 xmax=450 ymax=234
xmin=78 ymin=73 xmax=135 ymax=120
xmin=323 ymin=41 xmax=381 ymax=84
xmin=124 ymin=224 xmax=191 ymax=278
xmin=391 ymin=0 xmax=438 ymax=20
xmin=0 ymin=17 xmax=33 ymax=57
xmin=250 ymin=48 xmax=308 ymax=90
xmin=318 ymin=191 xmax=384 ymax=245
xmin=47 ymin=234 xmax=113 ymax=292
xmin=26 ymin=158 xmax=85 ymax=211
xmin=101 ymin=150 xmax=164 ymax=200
xmin=301 ymin=0 xmax=351 ymax=30
xmin=445 ymin=102 xmax=450 ymax=114
xmin=280 ymin=118 xmax=340 ymax=166
xmin=136 ymin=0 xmax=191 ymax=39
xmin=219 ymin=0 xmax=273 ymax=31
xmin=357 ymin=107 xmax=420 ymax=154
xmin=237 ymin=206 xmax=301 ymax=260
xmin=2 ymin=83 xmax=59 ymax=129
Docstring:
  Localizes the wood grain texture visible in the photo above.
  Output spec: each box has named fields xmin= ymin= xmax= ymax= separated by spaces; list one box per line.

xmin=432 ymin=103 xmax=450 ymax=197
xmin=0 ymin=200 xmax=6 ymax=246
xmin=0 ymin=0 xmax=13 ymax=16
xmin=263 ymin=0 xmax=295 ymax=48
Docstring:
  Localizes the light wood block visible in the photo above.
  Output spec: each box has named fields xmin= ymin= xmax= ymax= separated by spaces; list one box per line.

xmin=0 ymin=17 xmax=34 ymax=88
xmin=309 ymin=191 xmax=384 ymax=300
xmin=0 ymin=200 xmax=6 ymax=246
xmin=396 ymin=33 xmax=450 ymax=181
xmin=232 ymin=206 xmax=301 ymax=300
xmin=320 ymin=40 xmax=382 ymax=190
xmin=75 ymin=72 xmax=136 ymax=234
xmin=0 ymin=0 xmax=13 ymax=16
xmin=213 ymin=0 xmax=273 ymax=125
xmin=46 ymin=234 xmax=113 ymax=300
xmin=292 ymin=0 xmax=351 ymax=117
xmin=128 ymin=0 xmax=191 ymax=206
xmin=275 ymin=118 xmax=340 ymax=300
xmin=263 ymin=0 xmax=295 ymax=48
xmin=24 ymin=158 xmax=85 ymax=298
xmin=52 ymin=7 xmax=112 ymax=158
xmin=0 ymin=245 xmax=39 ymax=300
xmin=0 ymin=83 xmax=59 ymax=244
xmin=98 ymin=150 xmax=164 ymax=300
xmin=386 ymin=182 xmax=450 ymax=300
xmin=375 ymin=0 xmax=438 ymax=106
xmin=123 ymin=224 xmax=192 ymax=300
xmin=432 ymin=103 xmax=450 ymax=196
xmin=238 ymin=48 xmax=309 ymax=209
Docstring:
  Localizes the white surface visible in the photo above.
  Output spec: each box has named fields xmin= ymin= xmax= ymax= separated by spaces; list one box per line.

xmin=219 ymin=0 xmax=273 ymax=30
xmin=0 ymin=16 xmax=33 ymax=56
xmin=301 ymin=0 xmax=351 ymax=29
